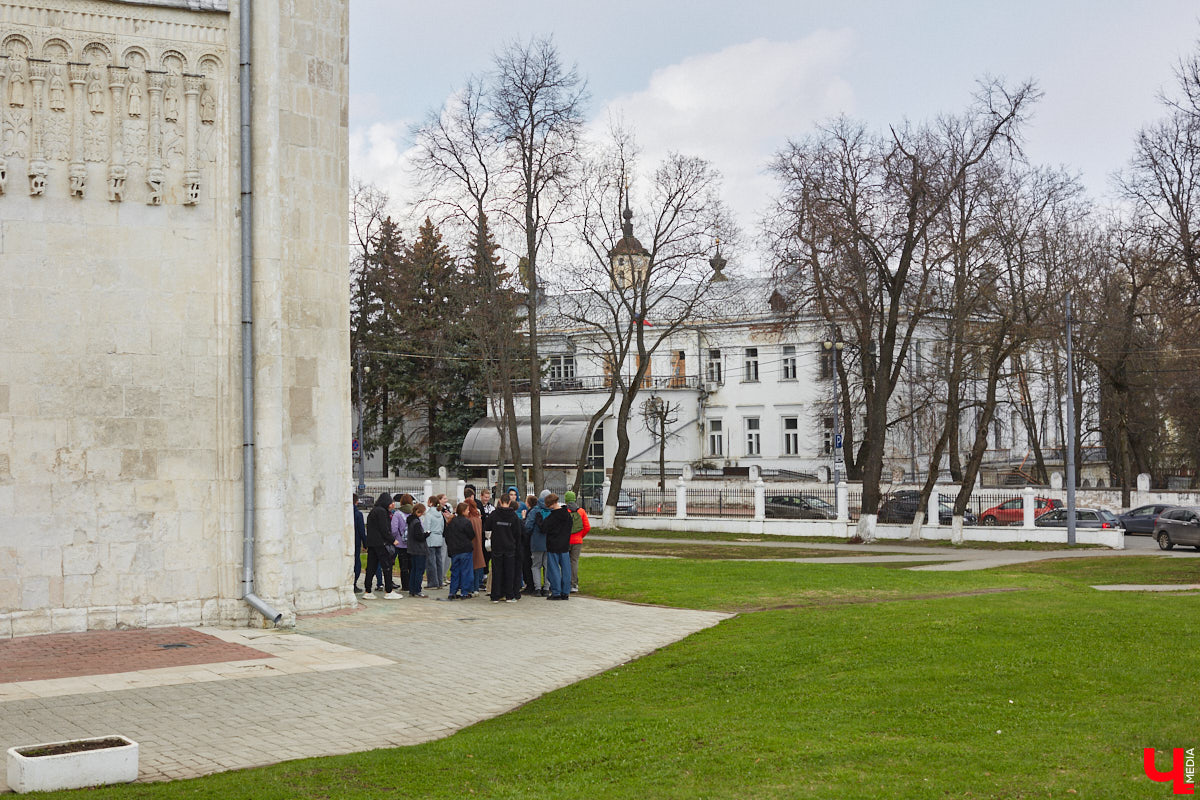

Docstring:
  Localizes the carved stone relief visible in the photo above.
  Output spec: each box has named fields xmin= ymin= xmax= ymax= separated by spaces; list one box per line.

xmin=0 ymin=17 xmax=226 ymax=204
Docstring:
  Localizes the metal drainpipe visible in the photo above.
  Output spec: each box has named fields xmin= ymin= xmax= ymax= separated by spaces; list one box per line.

xmin=239 ymin=0 xmax=282 ymax=625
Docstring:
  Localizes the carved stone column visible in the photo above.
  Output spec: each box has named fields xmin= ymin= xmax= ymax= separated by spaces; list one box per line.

xmin=182 ymin=72 xmax=202 ymax=204
xmin=67 ymin=62 xmax=87 ymax=197
xmin=145 ymin=69 xmax=165 ymax=205
xmin=107 ymin=65 xmax=127 ymax=201
xmin=27 ymin=58 xmax=48 ymax=195
xmin=0 ymin=54 xmax=7 ymax=195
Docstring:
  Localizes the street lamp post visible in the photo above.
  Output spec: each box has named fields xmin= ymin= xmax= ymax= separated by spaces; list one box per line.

xmin=822 ymin=334 xmax=845 ymax=485
xmin=354 ymin=352 xmax=368 ymax=495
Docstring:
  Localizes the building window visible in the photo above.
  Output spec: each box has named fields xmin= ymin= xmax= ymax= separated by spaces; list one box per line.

xmin=783 ymin=416 xmax=799 ymax=456
xmin=743 ymin=348 xmax=759 ymax=382
xmin=635 ymin=353 xmax=651 ymax=389
xmin=819 ymin=347 xmax=834 ymax=379
xmin=781 ymin=345 xmax=797 ymax=381
xmin=546 ymin=354 xmax=576 ymax=387
xmin=708 ymin=419 xmax=724 ymax=456
xmin=822 ymin=416 xmax=834 ymax=455
xmin=705 ymin=348 xmax=723 ymax=385
xmin=745 ymin=417 xmax=761 ymax=456
xmin=993 ymin=419 xmax=1003 ymax=449
xmin=587 ymin=425 xmax=604 ymax=468
xmin=670 ymin=350 xmax=687 ymax=388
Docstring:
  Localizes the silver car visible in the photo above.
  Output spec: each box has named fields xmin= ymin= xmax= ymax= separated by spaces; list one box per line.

xmin=1153 ymin=506 xmax=1200 ymax=550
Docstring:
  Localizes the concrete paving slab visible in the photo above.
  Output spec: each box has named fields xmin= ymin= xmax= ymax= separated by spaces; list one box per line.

xmin=0 ymin=593 xmax=728 ymax=790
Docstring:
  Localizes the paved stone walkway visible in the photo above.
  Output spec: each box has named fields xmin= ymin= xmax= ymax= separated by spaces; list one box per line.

xmin=0 ymin=595 xmax=728 ymax=790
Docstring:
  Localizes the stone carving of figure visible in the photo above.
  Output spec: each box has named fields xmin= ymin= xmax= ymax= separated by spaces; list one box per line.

xmin=8 ymin=60 xmax=25 ymax=107
xmin=127 ymin=78 xmax=143 ymax=117
xmin=199 ymin=86 xmax=216 ymax=124
xmin=87 ymin=65 xmax=104 ymax=113
xmin=49 ymin=68 xmax=66 ymax=111
xmin=164 ymin=85 xmax=180 ymax=122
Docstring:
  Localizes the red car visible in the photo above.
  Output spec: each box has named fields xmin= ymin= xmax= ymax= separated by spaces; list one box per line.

xmin=978 ymin=496 xmax=1063 ymax=525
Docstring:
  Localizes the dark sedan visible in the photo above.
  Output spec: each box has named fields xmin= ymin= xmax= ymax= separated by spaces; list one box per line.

xmin=1034 ymin=508 xmax=1121 ymax=529
xmin=878 ymin=496 xmax=977 ymax=526
xmin=765 ymin=494 xmax=838 ymax=520
xmin=1118 ymin=504 xmax=1171 ymax=535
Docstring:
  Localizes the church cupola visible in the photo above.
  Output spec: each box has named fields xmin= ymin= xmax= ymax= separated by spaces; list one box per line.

xmin=608 ymin=203 xmax=650 ymax=289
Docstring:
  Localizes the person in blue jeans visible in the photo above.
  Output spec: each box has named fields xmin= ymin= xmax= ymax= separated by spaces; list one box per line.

xmin=444 ymin=502 xmax=477 ymax=600
xmin=541 ymin=494 xmax=574 ymax=600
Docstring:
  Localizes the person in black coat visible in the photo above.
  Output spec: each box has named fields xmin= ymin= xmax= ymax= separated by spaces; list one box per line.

xmin=541 ymin=494 xmax=574 ymax=600
xmin=363 ymin=492 xmax=400 ymax=599
xmin=352 ymin=494 xmax=366 ymax=593
xmin=444 ymin=502 xmax=477 ymax=600
xmin=486 ymin=494 xmax=522 ymax=602
xmin=405 ymin=504 xmax=429 ymax=597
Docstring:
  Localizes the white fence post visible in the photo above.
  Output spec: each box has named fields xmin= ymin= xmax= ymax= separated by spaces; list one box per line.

xmin=837 ymin=481 xmax=849 ymax=521
xmin=927 ymin=491 xmax=940 ymax=528
xmin=676 ymin=477 xmax=688 ymax=519
xmin=423 ymin=479 xmax=433 ymax=502
xmin=455 ymin=479 xmax=466 ymax=504
xmin=754 ymin=478 xmax=766 ymax=521
xmin=1023 ymin=486 xmax=1036 ymax=528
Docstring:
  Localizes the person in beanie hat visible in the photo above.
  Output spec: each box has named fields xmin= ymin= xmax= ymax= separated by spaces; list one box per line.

xmin=564 ymin=490 xmax=590 ymax=592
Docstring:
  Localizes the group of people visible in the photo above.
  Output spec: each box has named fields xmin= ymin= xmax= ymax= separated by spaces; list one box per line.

xmin=351 ymin=485 xmax=591 ymax=604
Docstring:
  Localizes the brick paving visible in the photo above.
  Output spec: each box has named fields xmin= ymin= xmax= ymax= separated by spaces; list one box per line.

xmin=0 ymin=593 xmax=729 ymax=790
xmin=0 ymin=627 xmax=273 ymax=683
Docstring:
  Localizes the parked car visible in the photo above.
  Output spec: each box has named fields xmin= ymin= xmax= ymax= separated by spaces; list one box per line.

xmin=355 ymin=494 xmax=375 ymax=511
xmin=878 ymin=495 xmax=977 ymax=526
xmin=764 ymin=494 xmax=838 ymax=520
xmin=588 ymin=490 xmax=638 ymax=516
xmin=978 ymin=496 xmax=1062 ymax=526
xmin=1152 ymin=506 xmax=1200 ymax=550
xmin=1033 ymin=508 xmax=1122 ymax=529
xmin=1118 ymin=503 xmax=1171 ymax=535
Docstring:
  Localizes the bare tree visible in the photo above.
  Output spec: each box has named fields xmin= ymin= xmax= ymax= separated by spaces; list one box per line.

xmin=490 ymin=36 xmax=588 ymax=491
xmin=766 ymin=80 xmax=1037 ymax=540
xmin=413 ymin=84 xmax=527 ymax=489
xmin=555 ymin=132 xmax=734 ymax=525
xmin=641 ymin=395 xmax=682 ymax=490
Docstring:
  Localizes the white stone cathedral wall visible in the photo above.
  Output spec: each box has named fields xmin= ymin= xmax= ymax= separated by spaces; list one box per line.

xmin=0 ymin=0 xmax=352 ymax=638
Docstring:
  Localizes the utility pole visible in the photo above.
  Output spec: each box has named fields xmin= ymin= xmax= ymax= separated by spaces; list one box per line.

xmin=823 ymin=330 xmax=844 ymax=485
xmin=1064 ymin=293 xmax=1077 ymax=545
xmin=355 ymin=352 xmax=367 ymax=495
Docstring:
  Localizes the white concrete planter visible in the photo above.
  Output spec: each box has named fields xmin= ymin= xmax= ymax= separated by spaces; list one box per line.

xmin=7 ymin=735 xmax=138 ymax=793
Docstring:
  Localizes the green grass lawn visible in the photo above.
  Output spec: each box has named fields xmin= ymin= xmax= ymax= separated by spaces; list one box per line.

xmin=595 ymin=528 xmax=1109 ymax=551
xmin=584 ymin=538 xmax=915 ymax=560
xmin=34 ymin=556 xmax=1200 ymax=799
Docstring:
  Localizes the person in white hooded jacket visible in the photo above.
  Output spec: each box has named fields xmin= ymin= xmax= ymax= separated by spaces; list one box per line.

xmin=423 ymin=495 xmax=447 ymax=589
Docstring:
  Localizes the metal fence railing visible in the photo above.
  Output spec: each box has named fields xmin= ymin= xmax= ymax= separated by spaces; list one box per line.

xmin=633 ymin=487 xmax=677 ymax=517
xmin=685 ymin=487 xmax=756 ymax=519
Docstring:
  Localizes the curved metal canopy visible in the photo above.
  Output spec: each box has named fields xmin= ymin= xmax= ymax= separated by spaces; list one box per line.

xmin=460 ymin=415 xmax=595 ymax=469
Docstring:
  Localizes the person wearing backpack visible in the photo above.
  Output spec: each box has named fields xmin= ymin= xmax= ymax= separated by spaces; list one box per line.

xmin=563 ymin=490 xmax=591 ymax=593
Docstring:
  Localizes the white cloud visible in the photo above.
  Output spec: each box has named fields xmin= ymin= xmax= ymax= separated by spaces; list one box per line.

xmin=348 ymin=119 xmax=421 ymax=223
xmin=594 ymin=32 xmax=857 ymax=258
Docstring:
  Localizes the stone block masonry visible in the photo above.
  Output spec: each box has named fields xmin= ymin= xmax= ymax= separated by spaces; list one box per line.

xmin=0 ymin=0 xmax=353 ymax=637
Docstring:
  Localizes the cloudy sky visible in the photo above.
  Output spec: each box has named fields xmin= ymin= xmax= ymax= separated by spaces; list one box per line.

xmin=350 ymin=0 xmax=1199 ymax=265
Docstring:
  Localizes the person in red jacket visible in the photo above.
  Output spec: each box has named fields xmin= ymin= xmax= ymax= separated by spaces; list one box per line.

xmin=564 ymin=490 xmax=591 ymax=594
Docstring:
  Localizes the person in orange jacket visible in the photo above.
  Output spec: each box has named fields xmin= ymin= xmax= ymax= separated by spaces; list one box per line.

xmin=563 ymin=490 xmax=591 ymax=593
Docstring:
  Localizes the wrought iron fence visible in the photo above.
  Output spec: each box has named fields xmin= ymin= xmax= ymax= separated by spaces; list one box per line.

xmin=683 ymin=486 xmax=756 ymax=519
xmin=632 ymin=487 xmax=677 ymax=517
